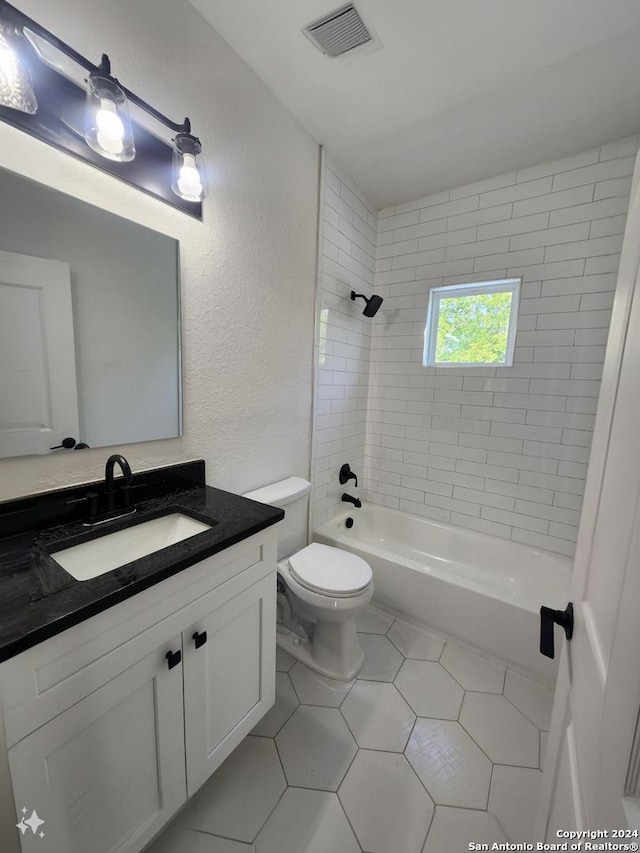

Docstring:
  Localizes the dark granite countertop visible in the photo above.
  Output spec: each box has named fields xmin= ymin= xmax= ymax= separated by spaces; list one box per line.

xmin=0 ymin=461 xmax=283 ymax=662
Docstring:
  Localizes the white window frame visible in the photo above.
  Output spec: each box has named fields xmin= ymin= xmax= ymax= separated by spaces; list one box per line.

xmin=423 ymin=277 xmax=521 ymax=368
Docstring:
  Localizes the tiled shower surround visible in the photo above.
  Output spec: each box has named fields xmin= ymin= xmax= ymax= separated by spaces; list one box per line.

xmin=311 ymin=156 xmax=377 ymax=524
xmin=312 ymin=137 xmax=638 ymax=557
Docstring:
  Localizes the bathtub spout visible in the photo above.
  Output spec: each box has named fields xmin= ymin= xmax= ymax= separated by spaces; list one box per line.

xmin=342 ymin=493 xmax=361 ymax=508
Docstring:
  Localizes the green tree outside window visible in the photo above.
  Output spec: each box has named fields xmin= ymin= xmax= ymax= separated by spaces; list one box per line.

xmin=434 ymin=291 xmax=513 ymax=364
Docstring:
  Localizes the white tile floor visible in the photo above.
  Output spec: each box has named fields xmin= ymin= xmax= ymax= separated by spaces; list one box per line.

xmin=145 ymin=605 xmax=553 ymax=853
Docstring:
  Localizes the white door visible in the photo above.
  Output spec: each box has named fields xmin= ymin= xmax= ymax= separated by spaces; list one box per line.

xmin=183 ymin=576 xmax=276 ymax=797
xmin=0 ymin=250 xmax=79 ymax=458
xmin=7 ymin=639 xmax=186 ymax=853
xmin=535 ymin=152 xmax=640 ymax=835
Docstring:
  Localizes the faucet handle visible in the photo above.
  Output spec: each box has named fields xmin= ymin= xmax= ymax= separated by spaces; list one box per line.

xmin=339 ymin=463 xmax=358 ymax=488
xmin=64 ymin=491 xmax=100 ymax=519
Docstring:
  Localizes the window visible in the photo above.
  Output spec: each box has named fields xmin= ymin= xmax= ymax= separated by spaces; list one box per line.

xmin=424 ymin=278 xmax=520 ymax=368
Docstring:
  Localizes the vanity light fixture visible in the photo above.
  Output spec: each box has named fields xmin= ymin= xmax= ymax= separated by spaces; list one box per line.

xmin=0 ymin=1 xmax=205 ymax=216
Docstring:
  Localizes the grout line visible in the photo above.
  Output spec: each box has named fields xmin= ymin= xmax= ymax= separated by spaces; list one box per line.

xmin=403 ymin=714 xmax=419 ymax=754
xmin=335 ymin=788 xmax=365 ymax=852
xmin=486 ymin=762 xmax=495 ymax=811
xmin=421 ymin=803 xmax=437 ymax=851
xmin=335 ymin=740 xmax=361 ymax=793
xmin=272 ymin=732 xmax=292 ymax=789
xmin=247 ymin=780 xmax=286 ymax=847
xmin=501 ymin=689 xmax=549 ymax=731
xmin=455 ymin=712 xmax=500 ymax=766
xmin=402 ymin=737 xmax=440 ymax=806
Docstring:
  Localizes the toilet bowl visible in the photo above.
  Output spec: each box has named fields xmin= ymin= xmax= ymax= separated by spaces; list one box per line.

xmin=243 ymin=477 xmax=374 ymax=681
xmin=277 ymin=542 xmax=373 ymax=680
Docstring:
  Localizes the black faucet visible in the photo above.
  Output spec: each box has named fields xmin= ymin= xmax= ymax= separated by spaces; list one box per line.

xmin=342 ymin=493 xmax=361 ymax=508
xmin=105 ymin=454 xmax=134 ymax=512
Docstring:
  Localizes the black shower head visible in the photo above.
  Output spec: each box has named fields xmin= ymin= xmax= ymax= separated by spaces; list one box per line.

xmin=351 ymin=290 xmax=384 ymax=318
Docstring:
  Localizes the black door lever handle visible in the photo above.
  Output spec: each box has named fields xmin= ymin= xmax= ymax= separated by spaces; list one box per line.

xmin=540 ymin=602 xmax=574 ymax=659
xmin=50 ymin=437 xmax=77 ymax=450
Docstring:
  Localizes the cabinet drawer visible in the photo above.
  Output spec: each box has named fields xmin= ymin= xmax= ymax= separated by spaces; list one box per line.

xmin=2 ymin=528 xmax=277 ymax=747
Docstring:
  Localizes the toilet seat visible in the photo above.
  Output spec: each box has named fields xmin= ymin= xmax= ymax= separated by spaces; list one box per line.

xmin=288 ymin=543 xmax=372 ymax=598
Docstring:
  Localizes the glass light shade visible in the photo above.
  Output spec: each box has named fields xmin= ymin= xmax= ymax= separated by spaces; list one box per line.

xmin=0 ymin=23 xmax=37 ymax=115
xmin=171 ymin=134 xmax=205 ymax=202
xmin=85 ymin=74 xmax=135 ymax=162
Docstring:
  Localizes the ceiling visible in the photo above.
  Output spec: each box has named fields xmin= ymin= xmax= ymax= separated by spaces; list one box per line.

xmin=189 ymin=0 xmax=640 ymax=209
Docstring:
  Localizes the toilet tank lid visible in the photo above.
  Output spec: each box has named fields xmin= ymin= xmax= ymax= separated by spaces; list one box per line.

xmin=243 ymin=476 xmax=312 ymax=507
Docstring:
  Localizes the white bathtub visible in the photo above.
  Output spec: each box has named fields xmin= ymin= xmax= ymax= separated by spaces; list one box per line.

xmin=314 ymin=504 xmax=572 ymax=685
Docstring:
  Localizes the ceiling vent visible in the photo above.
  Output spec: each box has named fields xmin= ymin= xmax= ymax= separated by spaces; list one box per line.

xmin=303 ymin=4 xmax=374 ymax=57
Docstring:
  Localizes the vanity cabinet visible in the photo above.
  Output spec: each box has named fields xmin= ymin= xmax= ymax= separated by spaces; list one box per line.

xmin=0 ymin=528 xmax=277 ymax=853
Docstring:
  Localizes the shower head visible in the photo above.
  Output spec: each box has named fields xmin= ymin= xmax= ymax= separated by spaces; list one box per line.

xmin=351 ymin=290 xmax=384 ymax=318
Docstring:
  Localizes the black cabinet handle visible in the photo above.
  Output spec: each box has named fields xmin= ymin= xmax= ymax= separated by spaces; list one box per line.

xmin=165 ymin=649 xmax=182 ymax=670
xmin=193 ymin=631 xmax=207 ymax=649
xmin=540 ymin=602 xmax=574 ymax=659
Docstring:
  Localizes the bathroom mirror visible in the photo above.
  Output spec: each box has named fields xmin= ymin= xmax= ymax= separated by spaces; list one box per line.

xmin=0 ymin=166 xmax=181 ymax=459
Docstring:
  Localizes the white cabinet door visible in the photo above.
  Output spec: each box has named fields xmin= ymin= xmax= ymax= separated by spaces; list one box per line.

xmin=0 ymin=250 xmax=79 ymax=458
xmin=183 ymin=575 xmax=276 ymax=796
xmin=8 ymin=638 xmax=186 ymax=853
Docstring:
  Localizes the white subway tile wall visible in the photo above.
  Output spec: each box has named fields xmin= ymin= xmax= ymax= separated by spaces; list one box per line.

xmin=311 ymin=157 xmax=377 ymax=525
xmin=363 ymin=138 xmax=638 ymax=556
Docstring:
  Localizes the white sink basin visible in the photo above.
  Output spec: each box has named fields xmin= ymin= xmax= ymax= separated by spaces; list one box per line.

xmin=51 ymin=513 xmax=213 ymax=581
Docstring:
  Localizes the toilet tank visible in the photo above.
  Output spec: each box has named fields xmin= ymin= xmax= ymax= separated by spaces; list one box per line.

xmin=243 ymin=477 xmax=311 ymax=560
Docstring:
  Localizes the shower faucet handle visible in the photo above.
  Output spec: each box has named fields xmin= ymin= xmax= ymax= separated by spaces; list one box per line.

xmin=339 ymin=463 xmax=358 ymax=488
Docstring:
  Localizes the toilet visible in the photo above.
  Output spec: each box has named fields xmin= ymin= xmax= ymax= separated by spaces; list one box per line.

xmin=243 ymin=477 xmax=373 ymax=680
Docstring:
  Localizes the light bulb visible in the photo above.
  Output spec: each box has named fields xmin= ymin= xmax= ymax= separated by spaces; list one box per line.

xmin=177 ymin=152 xmax=203 ymax=200
xmin=95 ymin=98 xmax=124 ymax=141
xmin=95 ymin=130 xmax=123 ymax=156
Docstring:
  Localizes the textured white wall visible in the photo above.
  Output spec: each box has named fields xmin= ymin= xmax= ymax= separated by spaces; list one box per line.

xmin=366 ymin=138 xmax=638 ymax=556
xmin=310 ymin=156 xmax=377 ymax=526
xmin=0 ymin=0 xmax=319 ymax=502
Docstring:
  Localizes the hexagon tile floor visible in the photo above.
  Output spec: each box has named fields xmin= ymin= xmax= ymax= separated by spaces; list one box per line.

xmin=144 ymin=605 xmax=553 ymax=853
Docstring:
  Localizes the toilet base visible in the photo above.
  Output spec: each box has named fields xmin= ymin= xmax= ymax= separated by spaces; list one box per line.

xmin=276 ymin=618 xmax=365 ymax=681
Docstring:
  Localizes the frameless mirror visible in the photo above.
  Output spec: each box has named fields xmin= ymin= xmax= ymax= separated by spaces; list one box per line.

xmin=0 ymin=166 xmax=181 ymax=459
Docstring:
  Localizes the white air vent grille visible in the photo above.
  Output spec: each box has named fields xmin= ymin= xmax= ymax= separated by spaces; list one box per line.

xmin=304 ymin=4 xmax=373 ymax=57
